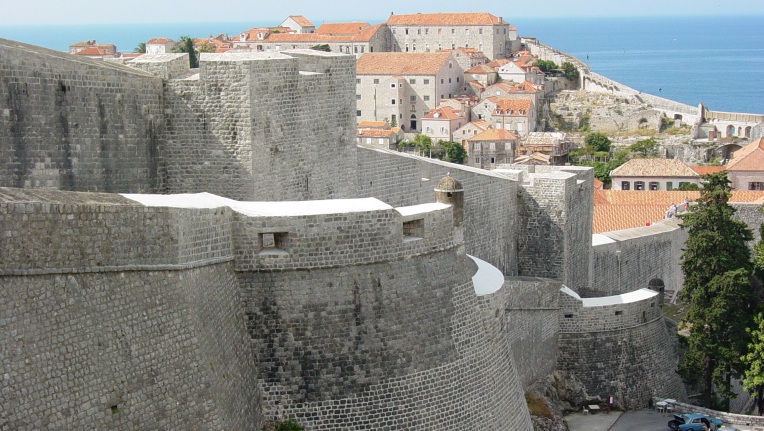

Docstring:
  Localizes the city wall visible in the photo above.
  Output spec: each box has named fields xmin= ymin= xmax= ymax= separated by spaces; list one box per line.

xmin=557 ymin=287 xmax=687 ymax=409
xmin=0 ymin=39 xmax=164 ymax=193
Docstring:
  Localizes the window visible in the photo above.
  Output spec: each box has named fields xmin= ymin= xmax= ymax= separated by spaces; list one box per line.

xmin=390 ymin=83 xmax=396 ymax=88
xmin=409 ymin=78 xmax=416 ymax=84
xmin=451 ymin=43 xmax=455 ymax=49
xmin=426 ymin=127 xmax=432 ymax=133
xmin=649 ymin=182 xmax=659 ymax=190
xmin=449 ymin=62 xmax=452 ymax=69
xmin=405 ymin=44 xmax=409 ymax=52
xmin=475 ymin=156 xmax=481 ymax=163
xmin=356 ymin=78 xmax=361 ymax=84
xmin=456 ymin=77 xmax=460 ymax=83
xmin=405 ymin=28 xmax=409 ymax=35
xmin=473 ymin=142 xmax=480 ymax=150
xmin=479 ymin=28 xmax=483 ymax=34
xmin=423 ymin=95 xmax=430 ymax=101
xmin=465 ymin=29 xmax=470 ymax=35
xmin=259 ymin=232 xmax=288 ymax=255
xmin=412 ymin=43 xmax=416 ymax=52
xmin=441 ymin=78 xmax=444 ymax=84
xmin=373 ymin=78 xmax=379 ymax=84
xmin=505 ymin=142 xmax=511 ymax=151
xmin=356 ymin=94 xmax=361 ymax=100
xmin=490 ymin=157 xmax=495 ymax=164
xmin=489 ymin=142 xmax=496 ymax=150
xmin=621 ymin=181 xmax=630 ymax=190
xmin=423 ymin=79 xmax=430 ymax=84
xmin=410 ymin=95 xmax=416 ymax=102
xmin=750 ymin=182 xmax=764 ymax=190
xmin=666 ymin=182 xmax=674 ymax=190
xmin=634 ymin=181 xmax=645 ymax=191
xmin=356 ymin=110 xmax=361 ymax=116
xmin=425 ymin=28 xmax=429 ymax=34
xmin=440 ymin=127 xmax=446 ymax=133
xmin=391 ymin=99 xmax=396 ymax=105
xmin=448 ymin=78 xmax=452 ymax=83
xmin=391 ymin=114 xmax=396 ymax=122
xmin=451 ymin=28 xmax=455 ymax=34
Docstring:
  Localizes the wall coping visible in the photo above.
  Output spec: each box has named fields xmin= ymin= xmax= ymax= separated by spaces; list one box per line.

xmin=561 ymin=286 xmax=657 ymax=307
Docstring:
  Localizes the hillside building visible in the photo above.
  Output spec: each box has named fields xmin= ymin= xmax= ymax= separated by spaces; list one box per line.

xmin=145 ymin=38 xmax=176 ymax=54
xmin=610 ymin=158 xmax=700 ymax=191
xmin=466 ymin=128 xmax=518 ymax=169
xmin=421 ymin=106 xmax=467 ymax=141
xmin=280 ymin=15 xmax=315 ymax=33
xmin=727 ymin=137 xmax=764 ymax=190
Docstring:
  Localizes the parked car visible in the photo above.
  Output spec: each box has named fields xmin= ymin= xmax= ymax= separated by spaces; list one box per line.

xmin=668 ymin=413 xmax=724 ymax=431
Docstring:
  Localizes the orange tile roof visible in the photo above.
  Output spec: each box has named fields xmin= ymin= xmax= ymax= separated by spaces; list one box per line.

xmin=147 ymin=38 xmax=173 ymax=44
xmin=356 ymin=52 xmax=453 ymax=75
xmin=353 ymin=24 xmax=384 ymax=42
xmin=468 ymin=129 xmax=518 ymax=141
xmin=488 ymin=97 xmax=532 ymax=114
xmin=596 ymin=190 xmax=764 ymax=206
xmin=466 ymin=64 xmax=495 ymax=74
xmin=74 ymin=47 xmax=109 ymax=55
xmin=315 ymin=22 xmax=370 ymax=35
xmin=358 ymin=121 xmax=388 ymax=128
xmin=468 ymin=81 xmax=485 ymax=91
xmin=690 ymin=165 xmax=726 ymax=175
xmin=593 ymin=178 xmax=604 ymax=190
xmin=727 ymin=138 xmax=764 ymax=171
xmin=486 ymin=58 xmax=509 ymax=68
xmin=610 ymin=158 xmax=698 ymax=177
xmin=357 ymin=129 xmax=397 ymax=137
xmin=387 ymin=12 xmax=507 ymax=26
xmin=593 ymin=205 xmax=668 ymax=234
xmin=289 ymin=15 xmax=314 ymax=27
xmin=423 ymin=106 xmax=463 ymax=120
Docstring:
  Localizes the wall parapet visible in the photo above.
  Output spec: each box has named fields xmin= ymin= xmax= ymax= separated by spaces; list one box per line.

xmin=559 ymin=287 xmax=662 ymax=333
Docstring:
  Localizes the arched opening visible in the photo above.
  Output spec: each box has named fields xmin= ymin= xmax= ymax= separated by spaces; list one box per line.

xmin=717 ymin=143 xmax=742 ymax=161
xmin=745 ymin=126 xmax=752 ymax=137
xmin=673 ymin=114 xmax=683 ymax=121
xmin=409 ymin=114 xmax=417 ymax=131
xmin=738 ymin=126 xmax=743 ymax=136
xmin=648 ymin=278 xmax=665 ymax=307
xmin=726 ymin=124 xmax=735 ymax=137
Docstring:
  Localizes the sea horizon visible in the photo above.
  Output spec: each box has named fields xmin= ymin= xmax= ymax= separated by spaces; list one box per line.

xmin=1 ymin=15 xmax=762 ymax=115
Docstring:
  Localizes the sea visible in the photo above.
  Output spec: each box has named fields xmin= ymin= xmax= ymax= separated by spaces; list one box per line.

xmin=1 ymin=15 xmax=762 ymax=115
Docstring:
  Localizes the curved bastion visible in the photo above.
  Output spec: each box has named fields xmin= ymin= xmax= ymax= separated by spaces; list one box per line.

xmin=0 ymin=187 xmax=532 ymax=430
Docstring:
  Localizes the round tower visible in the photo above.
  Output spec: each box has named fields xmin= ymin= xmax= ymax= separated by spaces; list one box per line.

xmin=435 ymin=173 xmax=464 ymax=226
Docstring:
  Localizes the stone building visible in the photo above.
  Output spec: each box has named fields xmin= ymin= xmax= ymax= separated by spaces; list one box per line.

xmin=421 ymin=105 xmax=467 ymax=141
xmin=280 ymin=15 xmax=315 ymax=33
xmin=466 ymin=128 xmax=518 ymax=169
xmin=234 ymin=24 xmax=391 ymax=56
xmin=355 ymin=51 xmax=464 ymax=131
xmin=727 ymin=137 xmax=764 ymax=190
xmin=145 ymin=37 xmax=175 ymax=54
xmin=610 ymin=158 xmax=700 ymax=191
xmin=386 ymin=12 xmax=515 ymax=60
xmin=472 ymin=97 xmax=536 ymax=137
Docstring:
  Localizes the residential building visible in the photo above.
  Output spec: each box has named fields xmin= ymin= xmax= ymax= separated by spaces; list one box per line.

xmin=514 ymin=132 xmax=573 ymax=165
xmin=465 ymin=64 xmax=498 ymax=91
xmin=280 ymin=16 xmax=315 ymax=33
xmin=472 ymin=97 xmax=536 ymax=137
xmin=466 ymin=128 xmax=518 ymax=169
xmin=453 ymin=120 xmax=491 ymax=147
xmin=356 ymin=121 xmax=403 ymax=149
xmin=421 ymin=106 xmax=467 ymax=142
xmin=497 ymin=52 xmax=545 ymax=84
xmin=610 ymin=158 xmax=700 ymax=191
xmin=727 ymin=137 xmax=764 ymax=190
xmin=355 ymin=51 xmax=463 ymax=132
xmin=234 ymin=24 xmax=390 ymax=56
xmin=146 ymin=38 xmax=175 ymax=54
xmin=386 ymin=12 xmax=515 ymax=59
xmin=68 ymin=40 xmax=116 ymax=56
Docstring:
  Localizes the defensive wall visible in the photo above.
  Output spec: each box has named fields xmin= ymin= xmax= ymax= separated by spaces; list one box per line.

xmin=557 ymin=287 xmax=688 ymax=410
xmin=0 ymin=39 xmax=716 ymax=429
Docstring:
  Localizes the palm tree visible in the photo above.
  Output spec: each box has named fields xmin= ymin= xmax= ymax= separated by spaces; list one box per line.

xmin=133 ymin=42 xmax=146 ymax=54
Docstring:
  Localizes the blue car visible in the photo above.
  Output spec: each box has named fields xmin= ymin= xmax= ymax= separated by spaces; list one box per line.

xmin=668 ymin=413 xmax=724 ymax=431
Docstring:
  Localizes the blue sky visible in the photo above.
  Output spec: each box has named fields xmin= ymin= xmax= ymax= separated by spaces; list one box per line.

xmin=4 ymin=0 xmax=764 ymax=25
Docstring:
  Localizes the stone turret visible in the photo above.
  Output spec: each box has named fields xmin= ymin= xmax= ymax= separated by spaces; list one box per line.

xmin=435 ymin=173 xmax=464 ymax=226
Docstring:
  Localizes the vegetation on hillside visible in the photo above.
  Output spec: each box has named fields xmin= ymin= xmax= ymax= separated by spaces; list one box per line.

xmin=397 ymin=134 xmax=466 ymax=164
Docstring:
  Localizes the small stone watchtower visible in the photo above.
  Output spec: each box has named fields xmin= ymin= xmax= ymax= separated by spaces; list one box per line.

xmin=435 ymin=174 xmax=464 ymax=226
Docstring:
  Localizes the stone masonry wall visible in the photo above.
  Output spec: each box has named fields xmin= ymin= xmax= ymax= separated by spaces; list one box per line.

xmin=239 ymin=248 xmax=532 ymax=430
xmin=0 ymin=39 xmax=164 ymax=193
xmin=503 ymin=277 xmax=562 ymax=388
xmin=357 ymin=146 xmax=519 ymax=275
xmin=0 ymin=189 xmax=262 ymax=430
xmin=590 ymin=219 xmax=686 ymax=297
xmin=557 ymin=289 xmax=687 ymax=410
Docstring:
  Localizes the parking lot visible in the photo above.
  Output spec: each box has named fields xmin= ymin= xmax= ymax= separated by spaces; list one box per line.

xmin=567 ymin=409 xmax=754 ymax=431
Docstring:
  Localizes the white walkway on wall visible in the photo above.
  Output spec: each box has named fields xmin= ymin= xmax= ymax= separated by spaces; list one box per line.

xmin=560 ymin=286 xmax=658 ymax=307
xmin=468 ymin=255 xmax=504 ymax=296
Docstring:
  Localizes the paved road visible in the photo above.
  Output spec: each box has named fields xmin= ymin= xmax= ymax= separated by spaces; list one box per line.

xmin=568 ymin=409 xmax=753 ymax=431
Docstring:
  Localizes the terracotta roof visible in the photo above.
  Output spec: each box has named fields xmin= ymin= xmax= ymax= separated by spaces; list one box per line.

xmin=610 ymin=158 xmax=698 ymax=177
xmin=488 ymin=97 xmax=532 ymax=115
xmin=356 ymin=52 xmax=453 ymax=76
xmin=423 ymin=106 xmax=463 ymax=120
xmin=357 ymin=129 xmax=397 ymax=137
xmin=289 ymin=15 xmax=314 ymax=27
xmin=468 ymin=81 xmax=485 ymax=91
xmin=513 ymin=152 xmax=551 ymax=165
xmin=593 ymin=205 xmax=668 ymax=234
xmin=358 ymin=120 xmax=389 ymax=128
xmin=727 ymin=138 xmax=764 ymax=171
xmin=466 ymin=64 xmax=495 ymax=74
xmin=690 ymin=165 xmax=726 ymax=175
xmin=387 ymin=12 xmax=507 ymax=26
xmin=74 ymin=47 xmax=109 ymax=55
xmin=595 ymin=190 xmax=764 ymax=206
xmin=593 ymin=178 xmax=604 ymax=190
xmin=147 ymin=38 xmax=173 ymax=44
xmin=486 ymin=58 xmax=509 ymax=68
xmin=353 ymin=24 xmax=384 ymax=42
xmin=468 ymin=129 xmax=518 ymax=141
xmin=315 ymin=22 xmax=370 ymax=35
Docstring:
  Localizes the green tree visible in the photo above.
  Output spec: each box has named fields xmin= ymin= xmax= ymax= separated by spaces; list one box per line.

xmin=273 ymin=418 xmax=303 ymax=431
xmin=173 ymin=35 xmax=198 ymax=68
xmin=630 ymin=137 xmax=659 ymax=157
xmin=311 ymin=44 xmax=331 ymax=52
xmin=678 ymin=171 xmax=757 ymax=409
xmin=562 ymin=61 xmax=579 ymax=80
xmin=439 ymin=140 xmax=466 ymax=164
xmin=584 ymin=132 xmax=611 ymax=153
xmin=742 ymin=313 xmax=764 ymax=415
xmin=677 ymin=182 xmax=701 ymax=191
xmin=532 ymin=59 xmax=558 ymax=72
xmin=133 ymin=42 xmax=146 ymax=54
xmin=411 ymin=134 xmax=432 ymax=156
xmin=197 ymin=41 xmax=216 ymax=53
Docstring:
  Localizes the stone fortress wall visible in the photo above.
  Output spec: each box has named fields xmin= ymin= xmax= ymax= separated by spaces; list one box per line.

xmin=0 ymin=38 xmax=746 ymax=429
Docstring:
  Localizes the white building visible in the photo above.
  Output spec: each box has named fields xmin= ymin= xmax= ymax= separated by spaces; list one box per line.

xmin=145 ymin=38 xmax=175 ymax=54
xmin=610 ymin=158 xmax=700 ymax=191
xmin=280 ymin=16 xmax=315 ymax=34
